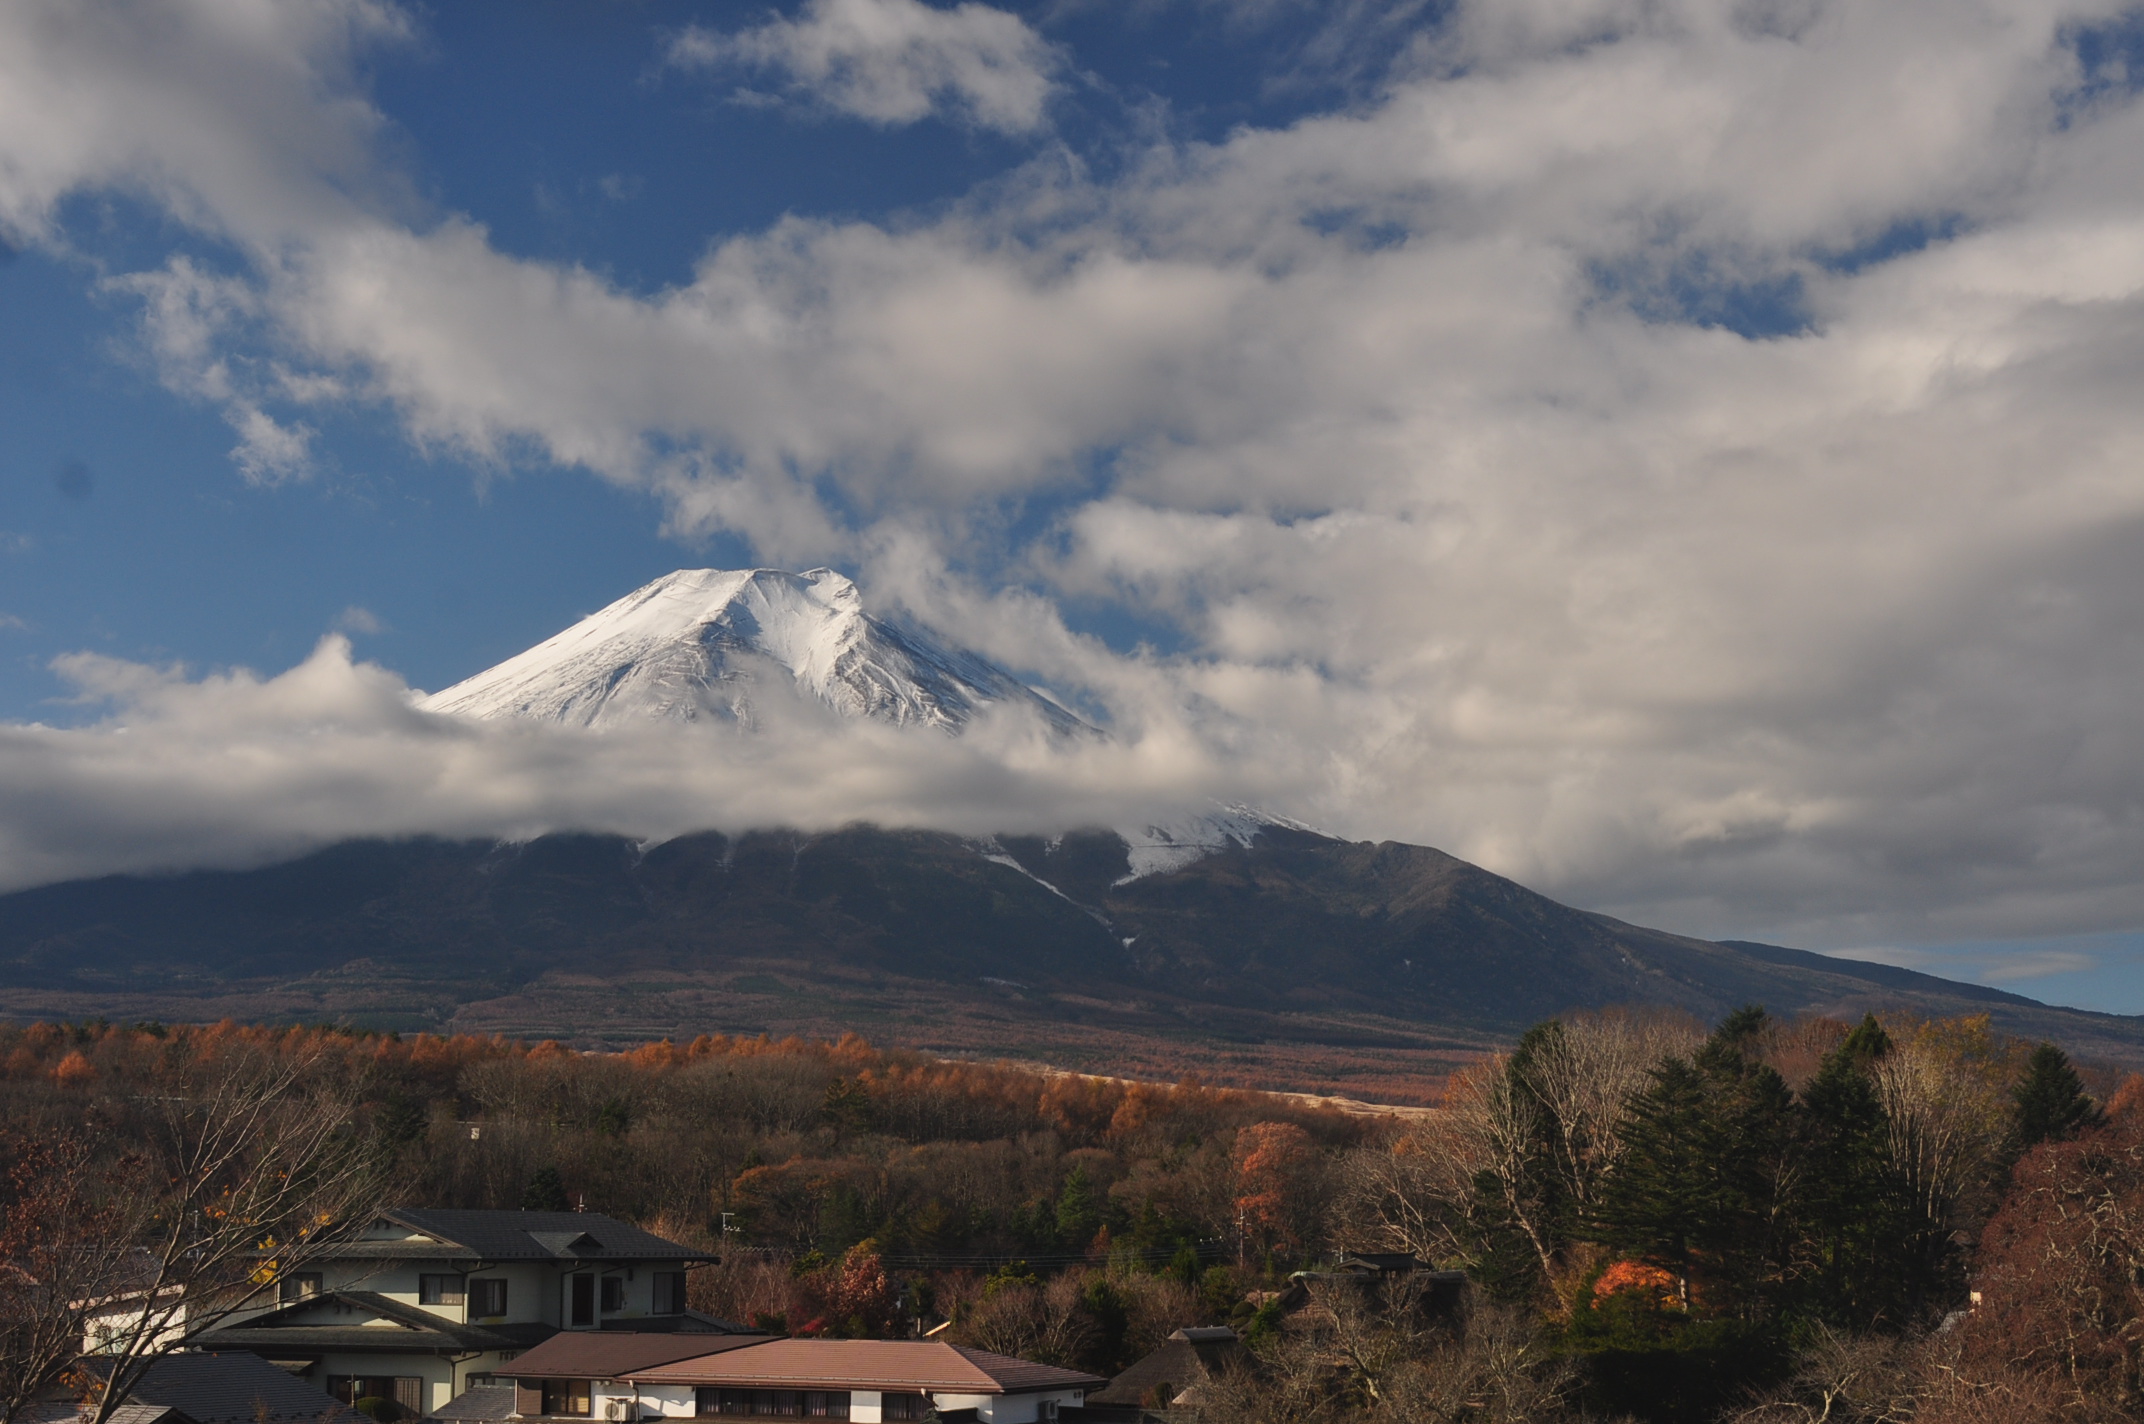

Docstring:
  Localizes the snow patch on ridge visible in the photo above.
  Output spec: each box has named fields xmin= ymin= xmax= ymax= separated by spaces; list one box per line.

xmin=1115 ymin=802 xmax=1321 ymax=882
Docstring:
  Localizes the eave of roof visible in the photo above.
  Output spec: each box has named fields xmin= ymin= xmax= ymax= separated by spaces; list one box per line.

xmin=372 ymin=1210 xmax=715 ymax=1264
xmin=185 ymin=1291 xmax=551 ymax=1353
xmin=494 ymin=1332 xmax=771 ymax=1379
xmin=627 ymin=1341 xmax=1104 ymax=1395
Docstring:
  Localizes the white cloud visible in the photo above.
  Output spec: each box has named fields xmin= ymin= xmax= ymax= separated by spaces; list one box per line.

xmin=0 ymin=0 xmax=407 ymax=248
xmin=229 ymin=403 xmax=316 ymax=484
xmin=666 ymin=0 xmax=1061 ymax=134
xmin=5 ymin=0 xmax=2144 ymax=953
xmin=0 ymin=638 xmax=1265 ymax=894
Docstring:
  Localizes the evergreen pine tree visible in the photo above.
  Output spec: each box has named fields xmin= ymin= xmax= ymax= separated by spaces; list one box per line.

xmin=520 ymin=1165 xmax=572 ymax=1211
xmin=1838 ymin=1013 xmax=1892 ymax=1065
xmin=1055 ymin=1163 xmax=1101 ymax=1246
xmin=1590 ymin=1006 xmax=1797 ymax=1317
xmin=2014 ymin=1041 xmax=2105 ymax=1148
xmin=1590 ymin=1057 xmax=1715 ymax=1306
xmin=1794 ymin=1030 xmax=1911 ymax=1327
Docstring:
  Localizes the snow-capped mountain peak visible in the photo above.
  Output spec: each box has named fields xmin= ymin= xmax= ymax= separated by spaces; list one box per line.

xmin=420 ymin=567 xmax=1090 ymax=736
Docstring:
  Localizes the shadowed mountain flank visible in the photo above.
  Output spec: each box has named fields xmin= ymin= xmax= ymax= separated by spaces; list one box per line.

xmin=1 ymin=825 xmax=2136 ymax=1084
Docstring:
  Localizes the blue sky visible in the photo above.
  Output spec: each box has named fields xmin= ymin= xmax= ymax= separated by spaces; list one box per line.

xmin=0 ymin=1 xmax=1375 ymax=704
xmin=6 ymin=0 xmax=2144 ymax=1012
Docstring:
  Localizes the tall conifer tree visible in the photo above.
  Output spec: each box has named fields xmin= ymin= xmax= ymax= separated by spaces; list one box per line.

xmin=2013 ymin=1041 xmax=2104 ymax=1148
xmin=1794 ymin=1017 xmax=1911 ymax=1326
xmin=1591 ymin=1006 xmax=1796 ymax=1316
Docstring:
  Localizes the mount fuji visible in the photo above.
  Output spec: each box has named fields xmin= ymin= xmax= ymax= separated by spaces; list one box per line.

xmin=8 ymin=570 xmax=2139 ymax=1091
xmin=421 ymin=567 xmax=1092 ymax=738
xmin=419 ymin=566 xmax=1293 ymax=879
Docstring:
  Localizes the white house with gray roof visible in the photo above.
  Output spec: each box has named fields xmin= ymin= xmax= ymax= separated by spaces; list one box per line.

xmin=184 ymin=1210 xmax=736 ymax=1417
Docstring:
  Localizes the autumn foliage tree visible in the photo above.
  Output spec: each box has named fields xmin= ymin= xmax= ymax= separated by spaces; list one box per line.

xmin=1949 ymin=1101 xmax=2144 ymax=1417
xmin=0 ymin=1042 xmax=388 ymax=1424
xmin=1233 ymin=1122 xmax=1318 ymax=1257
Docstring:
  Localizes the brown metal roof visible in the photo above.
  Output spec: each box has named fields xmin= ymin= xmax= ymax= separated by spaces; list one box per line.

xmin=499 ymin=1333 xmax=772 ymax=1379
xmin=629 ymin=1341 xmax=1105 ymax=1395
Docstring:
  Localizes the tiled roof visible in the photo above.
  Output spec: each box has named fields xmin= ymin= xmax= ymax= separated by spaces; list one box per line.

xmin=495 ymin=1333 xmax=771 ymax=1380
xmin=63 ymin=1352 xmax=346 ymax=1424
xmin=186 ymin=1291 xmax=547 ymax=1354
xmin=14 ymin=1403 xmax=192 ymax=1424
xmin=427 ymin=1385 xmax=518 ymax=1422
xmin=1089 ymin=1329 xmax=1244 ymax=1406
xmin=630 ymin=1340 xmax=1105 ymax=1395
xmin=317 ymin=1211 xmax=711 ymax=1264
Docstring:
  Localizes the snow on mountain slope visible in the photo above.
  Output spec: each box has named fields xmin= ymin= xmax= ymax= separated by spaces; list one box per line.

xmin=1116 ymin=803 xmax=1323 ymax=881
xmin=421 ymin=569 xmax=1306 ymax=879
xmin=420 ymin=568 xmax=1091 ymax=737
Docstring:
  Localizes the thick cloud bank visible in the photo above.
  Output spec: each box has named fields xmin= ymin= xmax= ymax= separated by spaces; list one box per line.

xmin=5 ymin=0 xmax=2144 ymax=949
xmin=0 ymin=637 xmax=1255 ymax=893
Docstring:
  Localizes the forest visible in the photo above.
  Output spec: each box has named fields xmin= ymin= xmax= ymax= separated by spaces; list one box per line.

xmin=3 ymin=1008 xmax=2141 ymax=1424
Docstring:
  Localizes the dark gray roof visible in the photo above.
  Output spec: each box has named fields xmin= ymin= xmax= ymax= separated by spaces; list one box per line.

xmin=15 ymin=1403 xmax=196 ymax=1424
xmin=427 ymin=1386 xmax=516 ymax=1423
xmin=1090 ymin=1330 xmax=1244 ymax=1406
xmin=326 ymin=1211 xmax=710 ymax=1264
xmin=73 ymin=1352 xmax=345 ymax=1424
xmin=187 ymin=1291 xmax=549 ymax=1355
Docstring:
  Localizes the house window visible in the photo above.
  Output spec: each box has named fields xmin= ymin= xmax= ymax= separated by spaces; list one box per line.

xmin=541 ymin=1380 xmax=593 ymax=1417
xmin=279 ymin=1273 xmax=324 ymax=1304
xmin=328 ymin=1377 xmax=423 ymax=1419
xmin=568 ymin=1275 xmax=596 ymax=1328
xmin=694 ymin=1392 xmax=841 ymax=1419
xmin=471 ymin=1278 xmax=509 ymax=1317
xmin=879 ymin=1395 xmax=927 ymax=1421
xmin=652 ymin=1272 xmax=687 ymax=1314
xmin=600 ymin=1277 xmax=626 ymax=1313
xmin=420 ymin=1274 xmax=467 ymax=1306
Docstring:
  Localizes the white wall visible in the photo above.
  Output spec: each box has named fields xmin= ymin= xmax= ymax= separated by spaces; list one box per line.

xmin=967 ymin=1389 xmax=1086 ymax=1422
xmin=591 ymin=1381 xmax=694 ymax=1418
xmin=552 ymin=1378 xmax=1090 ymax=1421
xmin=81 ymin=1296 xmax=187 ymax=1355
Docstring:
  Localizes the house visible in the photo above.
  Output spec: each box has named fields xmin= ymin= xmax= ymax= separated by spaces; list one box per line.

xmin=19 ymin=1350 xmax=345 ymax=1424
xmin=183 ymin=1210 xmax=733 ymax=1417
xmin=77 ymin=1253 xmax=191 ymax=1357
xmin=1284 ymin=1253 xmax=1468 ymax=1318
xmin=484 ymin=1332 xmax=1106 ymax=1423
xmin=1087 ymin=1327 xmax=1244 ymax=1413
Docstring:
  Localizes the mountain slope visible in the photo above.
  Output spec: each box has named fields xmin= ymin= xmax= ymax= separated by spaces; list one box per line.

xmin=2 ymin=824 xmax=2137 ymax=1082
xmin=421 ymin=567 xmax=1089 ymax=736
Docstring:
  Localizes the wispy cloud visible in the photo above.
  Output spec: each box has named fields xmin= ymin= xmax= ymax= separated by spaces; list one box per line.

xmin=666 ymin=0 xmax=1061 ymax=135
xmin=333 ymin=605 xmax=385 ymax=636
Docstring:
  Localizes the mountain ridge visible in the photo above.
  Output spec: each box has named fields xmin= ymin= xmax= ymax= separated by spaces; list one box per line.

xmin=1 ymin=822 xmax=2137 ymax=1094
